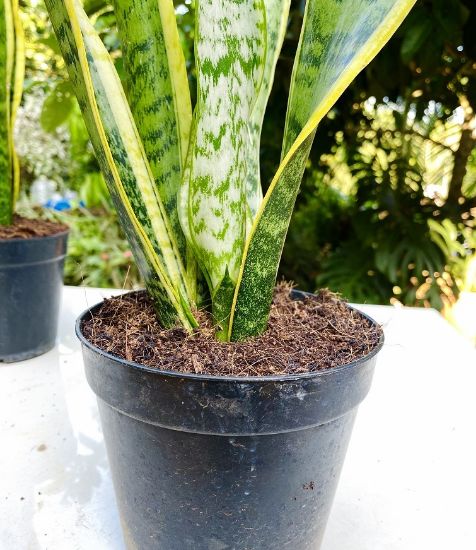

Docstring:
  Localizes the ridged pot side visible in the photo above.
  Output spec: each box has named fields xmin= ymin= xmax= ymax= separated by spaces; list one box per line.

xmin=0 ymin=231 xmax=68 ymax=362
xmin=77 ymin=293 xmax=383 ymax=550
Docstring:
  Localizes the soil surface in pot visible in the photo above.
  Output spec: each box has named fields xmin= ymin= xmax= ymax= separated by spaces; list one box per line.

xmin=0 ymin=215 xmax=68 ymax=240
xmin=82 ymin=284 xmax=382 ymax=376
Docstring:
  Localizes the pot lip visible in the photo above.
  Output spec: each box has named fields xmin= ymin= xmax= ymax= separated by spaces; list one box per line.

xmin=0 ymin=227 xmax=69 ymax=244
xmin=75 ymin=290 xmax=384 ymax=383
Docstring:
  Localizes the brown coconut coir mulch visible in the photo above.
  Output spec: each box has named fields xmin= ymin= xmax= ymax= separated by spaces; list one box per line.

xmin=0 ymin=215 xmax=68 ymax=240
xmin=82 ymin=283 xmax=382 ymax=377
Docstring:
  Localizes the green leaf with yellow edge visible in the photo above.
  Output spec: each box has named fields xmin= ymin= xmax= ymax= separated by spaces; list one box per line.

xmin=45 ymin=0 xmax=197 ymax=329
xmin=10 ymin=0 xmax=23 ymax=207
xmin=230 ymin=0 xmax=417 ymax=341
xmin=113 ymin=0 xmax=192 ymax=264
xmin=0 ymin=0 xmax=23 ymax=225
xmin=0 ymin=0 xmax=14 ymax=225
xmin=246 ymin=0 xmax=291 ymax=221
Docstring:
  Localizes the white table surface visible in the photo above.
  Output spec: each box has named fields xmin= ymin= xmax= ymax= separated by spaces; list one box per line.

xmin=1 ymin=286 xmax=475 ymax=550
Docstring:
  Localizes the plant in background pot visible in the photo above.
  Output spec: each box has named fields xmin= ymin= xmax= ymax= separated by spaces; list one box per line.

xmin=430 ymin=219 xmax=476 ymax=344
xmin=47 ymin=0 xmax=415 ymax=547
xmin=0 ymin=0 xmax=68 ymax=362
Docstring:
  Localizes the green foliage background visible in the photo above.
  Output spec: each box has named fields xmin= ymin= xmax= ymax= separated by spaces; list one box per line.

xmin=16 ymin=0 xmax=476 ymax=307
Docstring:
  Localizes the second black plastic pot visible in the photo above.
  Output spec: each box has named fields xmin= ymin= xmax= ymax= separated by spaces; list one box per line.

xmin=0 ymin=230 xmax=68 ymax=362
xmin=77 ymin=292 xmax=383 ymax=550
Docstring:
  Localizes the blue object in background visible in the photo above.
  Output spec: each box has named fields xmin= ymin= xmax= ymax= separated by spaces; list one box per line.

xmin=44 ymin=196 xmax=85 ymax=211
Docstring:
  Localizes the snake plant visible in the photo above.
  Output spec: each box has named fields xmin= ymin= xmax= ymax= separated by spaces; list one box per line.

xmin=0 ymin=0 xmax=24 ymax=226
xmin=46 ymin=0 xmax=415 ymax=341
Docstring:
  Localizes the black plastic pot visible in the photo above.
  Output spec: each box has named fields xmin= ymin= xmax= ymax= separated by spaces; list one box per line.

xmin=0 ymin=230 xmax=68 ymax=362
xmin=77 ymin=292 xmax=383 ymax=550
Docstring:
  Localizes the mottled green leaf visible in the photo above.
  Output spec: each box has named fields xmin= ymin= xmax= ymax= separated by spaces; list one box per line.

xmin=113 ymin=0 xmax=192 ymax=262
xmin=247 ymin=0 xmax=291 ymax=220
xmin=0 ymin=0 xmax=13 ymax=225
xmin=230 ymin=0 xmax=416 ymax=340
xmin=45 ymin=0 xmax=197 ymax=329
xmin=0 ymin=0 xmax=22 ymax=225
xmin=181 ymin=0 xmax=266 ymax=332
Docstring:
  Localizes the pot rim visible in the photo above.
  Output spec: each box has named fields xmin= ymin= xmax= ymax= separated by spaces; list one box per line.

xmin=0 ymin=227 xmax=69 ymax=245
xmin=76 ymin=290 xmax=384 ymax=383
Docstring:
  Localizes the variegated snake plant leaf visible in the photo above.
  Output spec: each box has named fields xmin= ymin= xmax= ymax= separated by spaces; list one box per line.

xmin=46 ymin=0 xmax=416 ymax=341
xmin=0 ymin=0 xmax=24 ymax=226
